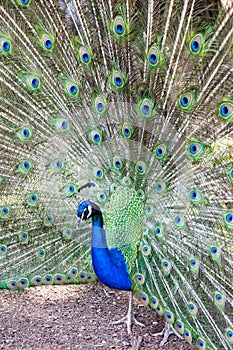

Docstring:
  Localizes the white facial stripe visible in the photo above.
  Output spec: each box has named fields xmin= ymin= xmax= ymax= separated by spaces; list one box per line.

xmin=81 ymin=210 xmax=85 ymax=220
xmin=86 ymin=205 xmax=92 ymax=219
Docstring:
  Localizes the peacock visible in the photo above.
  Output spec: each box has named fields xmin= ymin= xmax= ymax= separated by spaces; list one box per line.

xmin=0 ymin=0 xmax=233 ymax=349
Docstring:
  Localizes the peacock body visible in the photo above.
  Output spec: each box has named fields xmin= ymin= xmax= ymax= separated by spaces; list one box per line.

xmin=0 ymin=0 xmax=233 ymax=349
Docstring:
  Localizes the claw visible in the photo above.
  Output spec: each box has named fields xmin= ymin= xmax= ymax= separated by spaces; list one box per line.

xmin=112 ymin=293 xmax=145 ymax=335
xmin=153 ymin=323 xmax=183 ymax=347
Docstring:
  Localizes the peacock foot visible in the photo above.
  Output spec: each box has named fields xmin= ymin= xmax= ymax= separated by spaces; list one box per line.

xmin=112 ymin=292 xmax=145 ymax=335
xmin=153 ymin=323 xmax=183 ymax=347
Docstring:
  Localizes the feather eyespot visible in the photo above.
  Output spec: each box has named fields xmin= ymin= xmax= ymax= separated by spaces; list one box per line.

xmin=19 ymin=231 xmax=29 ymax=244
xmin=64 ymin=80 xmax=79 ymax=98
xmin=223 ymin=212 xmax=233 ymax=228
xmin=94 ymin=96 xmax=107 ymax=115
xmin=15 ymin=127 xmax=32 ymax=141
xmin=121 ymin=177 xmax=131 ymax=186
xmin=178 ymin=91 xmax=195 ymax=111
xmin=189 ymin=34 xmax=204 ymax=55
xmin=188 ymin=302 xmax=198 ymax=316
xmin=18 ymin=278 xmax=29 ymax=289
xmin=97 ymin=192 xmax=107 ymax=202
xmin=0 ymin=245 xmax=7 ymax=255
xmin=113 ymin=16 xmax=127 ymax=37
xmin=175 ymin=320 xmax=184 ymax=334
xmin=79 ymin=46 xmax=91 ymax=65
xmin=0 ymin=206 xmax=10 ymax=219
xmin=61 ymin=183 xmax=78 ymax=197
xmin=89 ymin=129 xmax=102 ymax=145
xmin=164 ymin=311 xmax=174 ymax=323
xmin=121 ymin=123 xmax=133 ymax=139
xmin=154 ymin=143 xmax=167 ymax=160
xmin=112 ymin=156 xmax=124 ymax=171
xmin=18 ymin=160 xmax=33 ymax=174
xmin=27 ymin=193 xmax=39 ymax=206
xmin=0 ymin=37 xmax=11 ymax=53
xmin=196 ymin=338 xmax=206 ymax=349
xmin=226 ymin=328 xmax=233 ymax=344
xmin=135 ymin=161 xmax=146 ymax=175
xmin=134 ymin=273 xmax=145 ymax=285
xmin=218 ymin=101 xmax=233 ymax=122
xmin=93 ymin=167 xmax=104 ymax=180
xmin=41 ymin=34 xmax=54 ymax=51
xmin=150 ymin=296 xmax=158 ymax=309
xmin=26 ymin=75 xmax=40 ymax=91
xmin=184 ymin=329 xmax=192 ymax=343
xmin=7 ymin=280 xmax=18 ymax=290
xmin=147 ymin=45 xmax=160 ymax=67
xmin=111 ymin=70 xmax=126 ymax=89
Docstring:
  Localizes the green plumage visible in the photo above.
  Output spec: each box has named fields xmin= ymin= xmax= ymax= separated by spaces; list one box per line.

xmin=0 ymin=0 xmax=233 ymax=349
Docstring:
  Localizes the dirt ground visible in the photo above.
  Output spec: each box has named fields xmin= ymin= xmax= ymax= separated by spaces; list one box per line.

xmin=0 ymin=283 xmax=195 ymax=350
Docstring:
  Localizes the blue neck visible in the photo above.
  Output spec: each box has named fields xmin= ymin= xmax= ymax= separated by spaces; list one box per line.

xmin=91 ymin=211 xmax=132 ymax=291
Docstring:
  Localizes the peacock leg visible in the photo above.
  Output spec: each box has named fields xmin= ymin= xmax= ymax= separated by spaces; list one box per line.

xmin=153 ymin=323 xmax=183 ymax=347
xmin=112 ymin=292 xmax=145 ymax=335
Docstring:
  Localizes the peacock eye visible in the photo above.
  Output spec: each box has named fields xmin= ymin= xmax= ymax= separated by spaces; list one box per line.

xmin=97 ymin=192 xmax=107 ymax=202
xmin=112 ymin=156 xmax=124 ymax=171
xmin=139 ymin=98 xmax=153 ymax=118
xmin=147 ymin=45 xmax=160 ymax=67
xmin=64 ymin=81 xmax=79 ymax=98
xmin=178 ymin=91 xmax=195 ymax=111
xmin=93 ymin=167 xmax=104 ymax=180
xmin=226 ymin=328 xmax=233 ymax=343
xmin=28 ymin=75 xmax=40 ymax=90
xmin=1 ymin=206 xmax=10 ymax=217
xmin=164 ymin=311 xmax=174 ymax=323
xmin=19 ymin=231 xmax=29 ymax=243
xmin=189 ymin=143 xmax=201 ymax=155
xmin=89 ymin=128 xmax=102 ymax=145
xmin=121 ymin=122 xmax=133 ymax=139
xmin=27 ymin=193 xmax=39 ymax=206
xmin=218 ymin=101 xmax=233 ymax=121
xmin=134 ymin=273 xmax=145 ymax=285
xmin=187 ymin=302 xmax=198 ymax=316
xmin=110 ymin=183 xmax=118 ymax=192
xmin=189 ymin=188 xmax=203 ymax=204
xmin=136 ymin=189 xmax=145 ymax=201
xmin=111 ymin=70 xmax=126 ymax=89
xmin=161 ymin=259 xmax=171 ymax=276
xmin=150 ymin=296 xmax=158 ymax=309
xmin=49 ymin=159 xmax=65 ymax=171
xmin=197 ymin=339 xmax=205 ymax=349
xmin=155 ymin=180 xmax=167 ymax=194
xmin=135 ymin=161 xmax=146 ymax=175
xmin=154 ymin=224 xmax=164 ymax=240
xmin=16 ymin=127 xmax=32 ymax=141
xmin=18 ymin=160 xmax=33 ymax=174
xmin=0 ymin=38 xmax=11 ymax=53
xmin=0 ymin=245 xmax=7 ymax=254
xmin=114 ymin=75 xmax=122 ymax=86
xmin=113 ymin=16 xmax=126 ymax=36
xmin=154 ymin=143 xmax=167 ymax=160
xmin=122 ymin=176 xmax=132 ymax=186
xmin=223 ymin=212 xmax=233 ymax=227
xmin=53 ymin=117 xmax=70 ymax=132
xmin=61 ymin=183 xmax=78 ymax=197
xmin=41 ymin=34 xmax=54 ymax=50
xmin=79 ymin=46 xmax=91 ymax=64
xmin=94 ymin=95 xmax=107 ymax=115
xmin=189 ymin=34 xmax=203 ymax=55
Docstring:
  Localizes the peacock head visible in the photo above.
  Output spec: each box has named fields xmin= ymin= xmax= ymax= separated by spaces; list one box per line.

xmin=77 ymin=200 xmax=101 ymax=223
